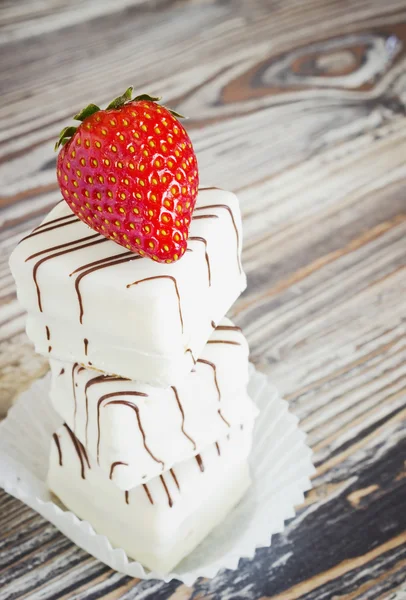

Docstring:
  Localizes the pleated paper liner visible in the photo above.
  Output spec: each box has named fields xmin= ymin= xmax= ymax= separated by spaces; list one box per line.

xmin=0 ymin=365 xmax=314 ymax=585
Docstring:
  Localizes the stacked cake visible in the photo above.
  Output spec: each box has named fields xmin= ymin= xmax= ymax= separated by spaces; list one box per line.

xmin=9 ymin=188 xmax=258 ymax=573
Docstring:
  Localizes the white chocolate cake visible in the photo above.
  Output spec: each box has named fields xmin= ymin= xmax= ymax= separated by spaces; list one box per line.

xmin=9 ymin=188 xmax=246 ymax=386
xmin=48 ymin=421 xmax=252 ymax=573
xmin=49 ymin=318 xmax=257 ymax=490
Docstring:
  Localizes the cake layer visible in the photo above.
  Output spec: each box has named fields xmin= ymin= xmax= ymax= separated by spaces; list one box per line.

xmin=48 ymin=423 xmax=252 ymax=573
xmin=49 ymin=318 xmax=257 ymax=490
xmin=9 ymin=188 xmax=246 ymax=385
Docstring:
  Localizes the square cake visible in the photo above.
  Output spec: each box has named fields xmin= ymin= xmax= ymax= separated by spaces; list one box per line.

xmin=49 ymin=421 xmax=252 ymax=573
xmin=9 ymin=188 xmax=246 ymax=385
xmin=49 ymin=318 xmax=256 ymax=490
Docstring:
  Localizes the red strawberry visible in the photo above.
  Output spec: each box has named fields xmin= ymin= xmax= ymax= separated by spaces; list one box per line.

xmin=55 ymin=87 xmax=199 ymax=263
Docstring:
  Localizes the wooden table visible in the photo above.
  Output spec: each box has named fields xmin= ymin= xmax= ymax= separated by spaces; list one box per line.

xmin=1 ymin=1 xmax=405 ymax=598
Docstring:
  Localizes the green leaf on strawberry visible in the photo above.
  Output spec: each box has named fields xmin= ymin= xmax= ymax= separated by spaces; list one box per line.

xmin=55 ymin=87 xmax=199 ymax=263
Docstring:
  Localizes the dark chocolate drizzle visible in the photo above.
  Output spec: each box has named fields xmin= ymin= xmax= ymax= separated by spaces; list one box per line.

xmin=192 ymin=214 xmax=219 ymax=221
xmin=126 ymin=276 xmax=184 ymax=333
xmin=125 ymin=491 xmax=129 ymax=505
xmin=52 ymin=433 xmax=63 ymax=466
xmin=143 ymin=484 xmax=154 ymax=505
xmin=189 ymin=236 xmax=211 ymax=286
xmin=25 ymin=233 xmax=98 ymax=262
xmin=84 ymin=374 xmax=124 ymax=446
xmin=70 ymin=250 xmax=132 ymax=275
xmin=78 ymin=438 xmax=91 ymax=470
xmin=84 ymin=338 xmax=89 ymax=356
xmin=218 ymin=409 xmax=231 ymax=428
xmin=33 ymin=213 xmax=77 ymax=232
xmin=101 ymin=395 xmax=164 ymax=471
xmin=197 ymin=359 xmax=220 ymax=401
xmin=207 ymin=340 xmax=241 ymax=346
xmin=46 ymin=325 xmax=51 ymax=352
xmin=28 ymin=234 xmax=106 ymax=312
xmin=170 ymin=468 xmax=180 ymax=490
xmin=215 ymin=441 xmax=221 ymax=456
xmin=59 ymin=368 xmax=65 ymax=376
xmin=195 ymin=454 xmax=205 ymax=472
xmin=63 ymin=424 xmax=88 ymax=479
xmin=19 ymin=215 xmax=79 ymax=244
xmin=71 ymin=363 xmax=78 ymax=431
xmin=215 ymin=325 xmax=242 ymax=332
xmin=160 ymin=474 xmax=173 ymax=508
xmin=71 ymin=252 xmax=142 ymax=324
xmin=194 ymin=203 xmax=242 ymax=274
xmin=211 ymin=320 xmax=216 ymax=328
xmin=185 ymin=348 xmax=197 ymax=365
xmin=109 ymin=461 xmax=128 ymax=480
xmin=171 ymin=387 xmax=196 ymax=450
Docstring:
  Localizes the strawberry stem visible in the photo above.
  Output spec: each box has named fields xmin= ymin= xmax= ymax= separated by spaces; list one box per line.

xmin=73 ymin=104 xmax=100 ymax=122
xmin=106 ymin=86 xmax=134 ymax=110
xmin=55 ymin=87 xmax=185 ymax=151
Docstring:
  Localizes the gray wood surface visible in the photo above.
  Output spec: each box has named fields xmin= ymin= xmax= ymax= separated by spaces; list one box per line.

xmin=0 ymin=0 xmax=405 ymax=598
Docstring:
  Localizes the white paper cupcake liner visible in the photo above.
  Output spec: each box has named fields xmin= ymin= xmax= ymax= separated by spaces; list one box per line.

xmin=0 ymin=365 xmax=314 ymax=585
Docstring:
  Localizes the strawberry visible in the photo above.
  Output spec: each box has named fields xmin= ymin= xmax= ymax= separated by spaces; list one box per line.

xmin=55 ymin=87 xmax=199 ymax=262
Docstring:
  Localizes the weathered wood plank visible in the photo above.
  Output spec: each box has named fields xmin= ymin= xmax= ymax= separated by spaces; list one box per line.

xmin=0 ymin=0 xmax=405 ymax=598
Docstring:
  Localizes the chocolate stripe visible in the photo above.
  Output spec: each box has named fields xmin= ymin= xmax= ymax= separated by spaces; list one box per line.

xmin=143 ymin=484 xmax=154 ymax=505
xmin=71 ymin=363 xmax=78 ymax=432
xmin=69 ymin=250 xmax=133 ymax=275
xmin=97 ymin=392 xmax=149 ymax=463
xmin=195 ymin=454 xmax=205 ymax=472
xmin=109 ymin=461 xmax=128 ymax=480
xmin=171 ymin=387 xmax=196 ymax=450
xmin=52 ymin=434 xmax=63 ymax=466
xmin=192 ymin=214 xmax=219 ymax=220
xmin=102 ymin=396 xmax=164 ymax=470
xmin=70 ymin=252 xmax=142 ymax=324
xmin=170 ymin=468 xmax=180 ymax=490
xmin=215 ymin=325 xmax=242 ymax=332
xmin=127 ymin=275 xmax=184 ymax=333
xmin=33 ymin=214 xmax=77 ymax=232
xmin=31 ymin=235 xmax=106 ymax=312
xmin=78 ymin=439 xmax=91 ymax=470
xmin=63 ymin=424 xmax=87 ymax=479
xmin=197 ymin=359 xmax=220 ymax=401
xmin=185 ymin=348 xmax=197 ymax=365
xmin=160 ymin=474 xmax=173 ymax=508
xmin=207 ymin=340 xmax=241 ymax=346
xmin=25 ymin=233 xmax=100 ymax=261
xmin=218 ymin=409 xmax=231 ymax=428
xmin=194 ymin=203 xmax=242 ymax=273
xmin=19 ymin=215 xmax=79 ymax=243
xmin=84 ymin=374 xmax=124 ymax=446
xmin=189 ymin=236 xmax=211 ymax=286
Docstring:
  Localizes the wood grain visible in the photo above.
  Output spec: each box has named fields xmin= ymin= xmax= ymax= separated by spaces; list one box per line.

xmin=0 ymin=0 xmax=405 ymax=598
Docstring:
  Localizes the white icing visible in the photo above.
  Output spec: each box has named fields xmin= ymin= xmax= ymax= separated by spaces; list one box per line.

xmin=10 ymin=189 xmax=246 ymax=385
xmin=48 ymin=422 xmax=252 ymax=574
xmin=49 ymin=317 xmax=257 ymax=490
